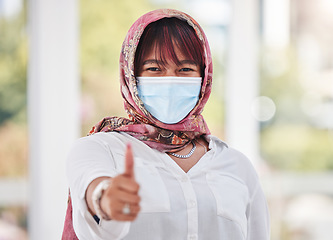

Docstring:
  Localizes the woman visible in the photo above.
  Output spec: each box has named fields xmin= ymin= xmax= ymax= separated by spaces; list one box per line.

xmin=62 ymin=9 xmax=270 ymax=240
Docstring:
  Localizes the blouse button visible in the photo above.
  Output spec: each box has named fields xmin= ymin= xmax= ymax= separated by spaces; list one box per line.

xmin=180 ymin=176 xmax=188 ymax=182
xmin=188 ymin=200 xmax=196 ymax=208
xmin=188 ymin=234 xmax=198 ymax=240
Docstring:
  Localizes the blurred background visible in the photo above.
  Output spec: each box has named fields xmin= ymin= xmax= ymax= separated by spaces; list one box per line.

xmin=0 ymin=0 xmax=332 ymax=239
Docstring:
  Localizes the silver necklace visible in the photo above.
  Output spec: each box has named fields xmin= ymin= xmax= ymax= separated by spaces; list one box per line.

xmin=168 ymin=141 xmax=196 ymax=159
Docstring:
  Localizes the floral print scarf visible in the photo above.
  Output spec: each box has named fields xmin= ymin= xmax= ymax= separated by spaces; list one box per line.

xmin=88 ymin=8 xmax=213 ymax=152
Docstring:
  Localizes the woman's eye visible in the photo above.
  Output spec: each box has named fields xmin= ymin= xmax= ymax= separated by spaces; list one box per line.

xmin=180 ymin=68 xmax=194 ymax=72
xmin=146 ymin=67 xmax=160 ymax=72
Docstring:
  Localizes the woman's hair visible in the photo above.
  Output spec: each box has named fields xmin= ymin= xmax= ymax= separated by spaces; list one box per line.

xmin=134 ymin=17 xmax=205 ymax=76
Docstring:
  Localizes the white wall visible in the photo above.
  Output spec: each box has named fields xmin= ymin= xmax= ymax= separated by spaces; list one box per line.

xmin=27 ymin=0 xmax=80 ymax=239
xmin=225 ymin=0 xmax=260 ymax=166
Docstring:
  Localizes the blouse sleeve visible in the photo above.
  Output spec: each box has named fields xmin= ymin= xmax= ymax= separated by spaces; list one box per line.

xmin=246 ymin=182 xmax=270 ymax=240
xmin=66 ymin=136 xmax=131 ymax=240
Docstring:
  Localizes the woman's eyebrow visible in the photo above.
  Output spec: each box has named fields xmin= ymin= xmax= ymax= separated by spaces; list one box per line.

xmin=179 ymin=60 xmax=198 ymax=65
xmin=142 ymin=59 xmax=162 ymax=65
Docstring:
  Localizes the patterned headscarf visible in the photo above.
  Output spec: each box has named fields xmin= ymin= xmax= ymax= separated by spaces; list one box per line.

xmin=89 ymin=9 xmax=213 ymax=152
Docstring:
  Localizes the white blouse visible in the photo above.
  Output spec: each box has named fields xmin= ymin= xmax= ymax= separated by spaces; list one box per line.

xmin=67 ymin=132 xmax=270 ymax=240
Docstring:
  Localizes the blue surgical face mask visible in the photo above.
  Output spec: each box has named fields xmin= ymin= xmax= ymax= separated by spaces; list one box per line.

xmin=136 ymin=76 xmax=202 ymax=124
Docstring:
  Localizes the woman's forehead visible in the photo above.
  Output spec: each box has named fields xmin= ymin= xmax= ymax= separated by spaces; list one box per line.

xmin=142 ymin=43 xmax=191 ymax=60
xmin=140 ymin=41 xmax=198 ymax=67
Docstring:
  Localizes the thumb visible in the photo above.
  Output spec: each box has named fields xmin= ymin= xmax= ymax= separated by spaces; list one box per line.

xmin=124 ymin=143 xmax=135 ymax=178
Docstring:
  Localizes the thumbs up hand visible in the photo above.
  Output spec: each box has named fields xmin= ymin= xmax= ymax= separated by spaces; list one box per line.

xmin=100 ymin=143 xmax=141 ymax=221
xmin=124 ymin=143 xmax=135 ymax=178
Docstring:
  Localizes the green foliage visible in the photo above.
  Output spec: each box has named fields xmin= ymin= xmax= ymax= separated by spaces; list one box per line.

xmin=260 ymin=47 xmax=304 ymax=124
xmin=0 ymin=122 xmax=28 ymax=176
xmin=261 ymin=124 xmax=333 ymax=171
xmin=80 ymin=0 xmax=155 ymax=133
xmin=259 ymin=46 xmax=333 ymax=171
xmin=0 ymin=5 xmax=27 ymax=125
xmin=80 ymin=0 xmax=154 ymax=77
